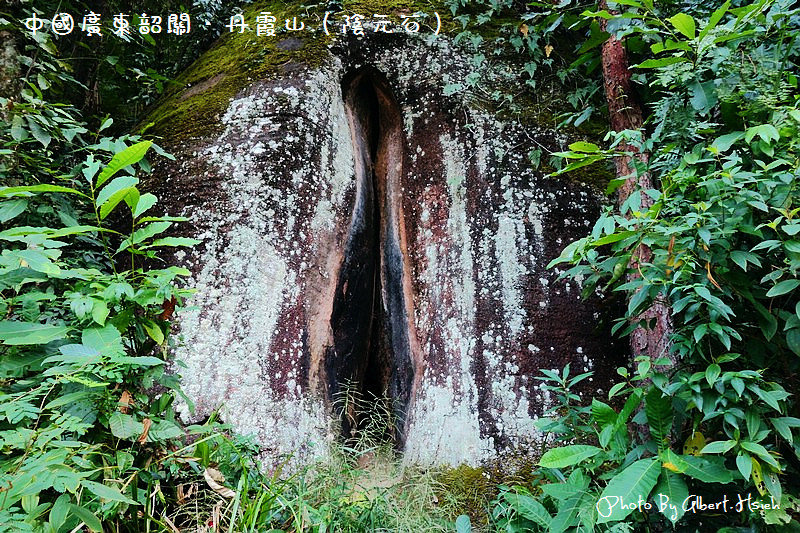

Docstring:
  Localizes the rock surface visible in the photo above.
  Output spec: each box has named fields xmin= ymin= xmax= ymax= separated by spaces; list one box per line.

xmin=146 ymin=18 xmax=625 ymax=468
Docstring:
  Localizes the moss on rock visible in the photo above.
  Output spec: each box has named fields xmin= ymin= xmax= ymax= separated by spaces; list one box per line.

xmin=139 ymin=0 xmax=452 ymax=142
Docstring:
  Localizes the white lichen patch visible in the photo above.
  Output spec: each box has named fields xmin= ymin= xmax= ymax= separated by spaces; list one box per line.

xmin=166 ymin=31 xmax=607 ymax=468
xmin=172 ymin=61 xmax=356 ymax=468
xmin=403 ymin=383 xmax=492 ymax=466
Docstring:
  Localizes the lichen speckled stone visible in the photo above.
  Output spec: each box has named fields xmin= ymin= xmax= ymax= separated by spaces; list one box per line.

xmin=145 ymin=30 xmax=624 ymax=469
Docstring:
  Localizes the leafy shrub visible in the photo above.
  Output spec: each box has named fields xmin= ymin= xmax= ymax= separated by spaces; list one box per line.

xmin=448 ymin=0 xmax=800 ymax=530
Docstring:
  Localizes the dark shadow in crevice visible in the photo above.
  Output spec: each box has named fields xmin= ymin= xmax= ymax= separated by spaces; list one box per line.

xmin=325 ymin=67 xmax=413 ymax=447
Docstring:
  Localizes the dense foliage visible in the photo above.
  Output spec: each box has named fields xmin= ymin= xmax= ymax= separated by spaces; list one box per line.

xmin=446 ymin=0 xmax=800 ymax=530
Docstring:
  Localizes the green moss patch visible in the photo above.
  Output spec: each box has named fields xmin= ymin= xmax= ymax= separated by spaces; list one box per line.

xmin=140 ymin=0 xmax=452 ymax=142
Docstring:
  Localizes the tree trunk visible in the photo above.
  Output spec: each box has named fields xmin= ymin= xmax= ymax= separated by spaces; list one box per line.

xmin=598 ymin=1 xmax=673 ymax=363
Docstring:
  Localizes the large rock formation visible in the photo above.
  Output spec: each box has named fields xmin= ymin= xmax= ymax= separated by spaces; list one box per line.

xmin=145 ymin=4 xmax=625 ymax=468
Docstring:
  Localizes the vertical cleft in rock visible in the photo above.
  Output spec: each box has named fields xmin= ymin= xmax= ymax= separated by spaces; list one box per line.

xmin=326 ymin=68 xmax=415 ymax=445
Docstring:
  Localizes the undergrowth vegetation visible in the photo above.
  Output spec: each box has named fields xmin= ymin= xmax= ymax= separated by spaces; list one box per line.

xmin=446 ymin=0 xmax=800 ymax=531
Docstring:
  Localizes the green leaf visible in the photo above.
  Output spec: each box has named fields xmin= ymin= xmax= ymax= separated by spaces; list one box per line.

xmin=133 ymin=193 xmax=158 ymax=219
xmin=737 ymin=453 xmax=752 ymax=481
xmin=700 ymin=440 xmax=736 ymax=454
xmin=69 ymin=505 xmax=103 ymax=532
xmin=766 ymin=279 xmax=799 ymax=297
xmin=95 ymin=141 xmax=152 ymax=188
xmin=506 ymin=494 xmax=551 ymax=528
xmin=689 ymin=81 xmax=717 ymax=112
xmin=539 ymin=445 xmax=602 ymax=468
xmin=711 ymin=132 xmax=744 ymax=153
xmin=653 ymin=471 xmax=688 ymax=524
xmin=0 ymin=321 xmax=69 ymax=345
xmin=705 ymin=364 xmax=721 ymax=386
xmin=596 ymin=458 xmax=660 ymax=523
xmin=91 ymin=300 xmax=109 ymax=326
xmin=634 ymin=57 xmax=690 ymax=68
xmin=142 ymin=319 xmax=165 ymax=344
xmin=0 ymin=199 xmax=28 ymax=223
xmin=668 ymin=13 xmax=696 ymax=38
xmin=567 ymin=141 xmax=600 ymax=152
xmin=10 ymin=114 xmax=27 ymax=141
xmin=645 ymin=388 xmax=673 ymax=452
xmin=681 ymin=455 xmax=733 ymax=483
xmin=787 ymin=329 xmax=800 ymax=356
xmin=82 ymin=325 xmax=124 ymax=356
xmin=739 ymin=441 xmax=777 ymax=466
xmin=132 ymin=221 xmax=172 ymax=245
xmin=699 ymin=1 xmax=730 ymax=39
xmin=95 ymin=176 xmax=139 ymax=220
xmin=81 ymin=480 xmax=138 ymax=505
xmin=44 ymin=389 xmax=96 ymax=410
xmin=455 ymin=514 xmax=472 ymax=533
xmin=549 ymin=155 xmax=604 ymax=176
xmin=49 ymin=494 xmax=70 ymax=529
xmin=745 ymin=124 xmax=780 ymax=144
xmin=27 ymin=117 xmax=52 ymax=148
xmin=109 ymin=412 xmax=144 ymax=439
xmin=0 ymin=184 xmax=87 ymax=197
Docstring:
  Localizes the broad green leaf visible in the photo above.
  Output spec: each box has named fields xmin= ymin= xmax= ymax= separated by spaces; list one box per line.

xmin=653 ymin=471 xmax=688 ymax=524
xmin=131 ymin=221 xmax=172 ymax=245
xmin=109 ymin=412 xmax=144 ymax=439
xmin=81 ymin=480 xmax=138 ymax=505
xmin=95 ymin=140 xmax=152 ymax=188
xmin=646 ymin=388 xmax=673 ymax=452
xmin=142 ymin=319 xmax=165 ymax=344
xmin=10 ymin=114 xmax=27 ymax=141
xmin=681 ymin=455 xmax=733 ymax=483
xmin=82 ymin=325 xmax=124 ymax=356
xmin=0 ymin=184 xmax=86 ymax=197
xmin=711 ymin=132 xmax=744 ymax=152
xmin=49 ymin=494 xmax=70 ymax=529
xmin=27 ymin=117 xmax=52 ymax=148
xmin=766 ymin=279 xmax=799 ymax=297
xmin=539 ymin=445 xmax=602 ymax=468
xmin=700 ymin=440 xmax=736 ymax=454
xmin=147 ymin=419 xmax=182 ymax=441
xmin=689 ymin=81 xmax=717 ymax=112
xmin=739 ymin=441 xmax=778 ymax=467
xmin=549 ymin=492 xmax=590 ymax=532
xmin=737 ymin=453 xmax=752 ymax=481
xmin=668 ymin=13 xmax=696 ymax=39
xmin=549 ymin=154 xmax=604 ymax=176
xmin=14 ymin=249 xmax=60 ymax=275
xmin=705 ymin=364 xmax=721 ymax=386
xmin=568 ymin=141 xmax=600 ymax=152
xmin=592 ymin=399 xmax=618 ymax=426
xmin=92 ymin=300 xmax=109 ymax=326
xmin=596 ymin=458 xmax=660 ymax=523
xmin=0 ymin=321 xmax=69 ymax=345
xmin=69 ymin=505 xmax=103 ymax=532
xmin=505 ymin=494 xmax=551 ymax=528
xmin=745 ymin=124 xmax=780 ymax=144
xmin=96 ymin=176 xmax=139 ymax=220
xmin=634 ymin=57 xmax=689 ymax=69
xmin=0 ymin=199 xmax=28 ymax=223
xmin=787 ymin=329 xmax=800 ymax=356
xmin=133 ymin=193 xmax=158 ymax=219
xmin=44 ymin=389 xmax=96 ymax=410
xmin=455 ymin=514 xmax=472 ymax=533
